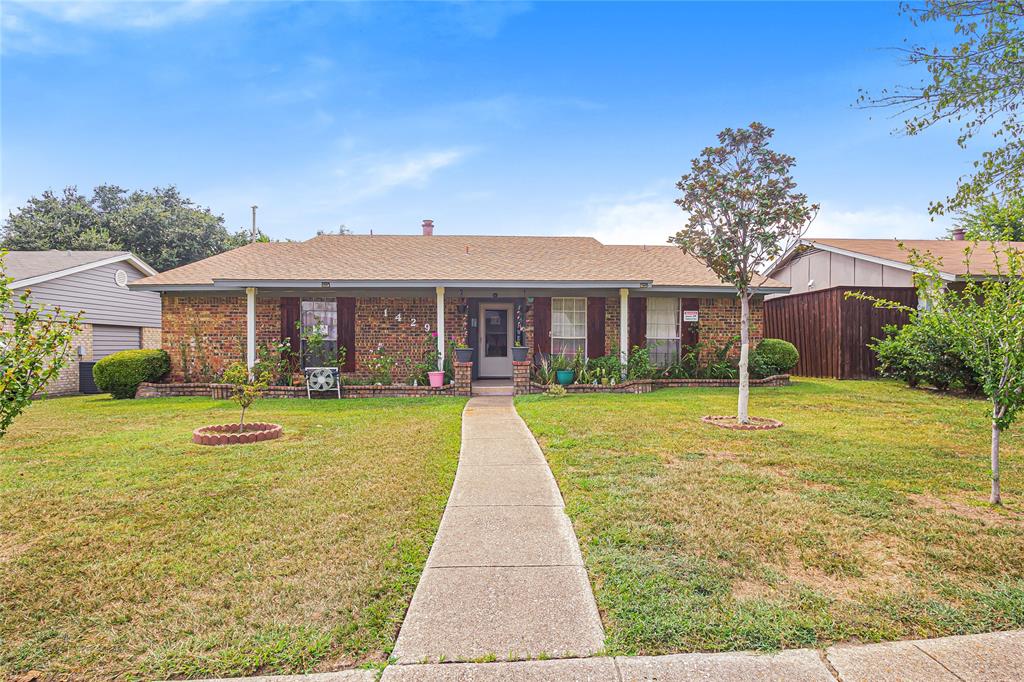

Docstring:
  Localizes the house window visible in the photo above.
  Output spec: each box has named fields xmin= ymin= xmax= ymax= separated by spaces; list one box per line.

xmin=551 ymin=297 xmax=586 ymax=357
xmin=300 ymin=298 xmax=338 ymax=368
xmin=646 ymin=297 xmax=680 ymax=367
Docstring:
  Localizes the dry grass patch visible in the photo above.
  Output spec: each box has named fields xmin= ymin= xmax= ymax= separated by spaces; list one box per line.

xmin=0 ymin=395 xmax=465 ymax=681
xmin=517 ymin=379 xmax=1023 ymax=654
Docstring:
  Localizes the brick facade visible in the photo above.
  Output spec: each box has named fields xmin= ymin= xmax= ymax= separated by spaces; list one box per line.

xmin=157 ymin=292 xmax=763 ymax=384
xmin=697 ymin=296 xmax=764 ymax=360
xmin=141 ymin=326 xmax=162 ymax=350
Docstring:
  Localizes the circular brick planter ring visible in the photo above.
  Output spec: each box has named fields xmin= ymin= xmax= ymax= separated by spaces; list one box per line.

xmin=701 ymin=415 xmax=783 ymax=431
xmin=193 ymin=422 xmax=283 ymax=446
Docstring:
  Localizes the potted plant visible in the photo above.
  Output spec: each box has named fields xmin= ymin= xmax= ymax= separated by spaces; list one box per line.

xmin=512 ymin=343 xmax=529 ymax=362
xmin=550 ymin=354 xmax=574 ymax=386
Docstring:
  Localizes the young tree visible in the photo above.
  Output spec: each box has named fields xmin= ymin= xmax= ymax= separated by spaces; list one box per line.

xmin=0 ymin=252 xmax=82 ymax=438
xmin=2 ymin=185 xmax=252 ymax=271
xmin=672 ymin=122 xmax=818 ymax=423
xmin=861 ymin=2 xmax=1024 ymax=215
xmin=853 ymin=244 xmax=1024 ymax=504
xmin=221 ymin=362 xmax=271 ymax=433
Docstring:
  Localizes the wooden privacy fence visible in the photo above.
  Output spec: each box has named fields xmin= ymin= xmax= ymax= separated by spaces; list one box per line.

xmin=764 ymin=286 xmax=917 ymax=379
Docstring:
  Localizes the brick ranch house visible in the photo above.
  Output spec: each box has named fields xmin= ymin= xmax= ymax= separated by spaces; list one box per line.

xmin=130 ymin=222 xmax=789 ymax=392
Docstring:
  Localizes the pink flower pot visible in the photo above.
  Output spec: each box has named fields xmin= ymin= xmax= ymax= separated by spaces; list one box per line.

xmin=428 ymin=371 xmax=445 ymax=387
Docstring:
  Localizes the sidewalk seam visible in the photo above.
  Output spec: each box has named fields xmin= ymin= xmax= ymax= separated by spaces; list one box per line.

xmin=912 ymin=643 xmax=966 ymax=681
xmin=819 ymin=649 xmax=842 ymax=682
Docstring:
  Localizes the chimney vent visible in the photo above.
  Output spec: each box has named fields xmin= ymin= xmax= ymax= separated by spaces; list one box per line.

xmin=422 ymin=219 xmax=434 ymax=236
xmin=951 ymin=227 xmax=966 ymax=241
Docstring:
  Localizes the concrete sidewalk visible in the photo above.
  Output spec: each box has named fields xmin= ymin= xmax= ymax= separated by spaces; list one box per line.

xmin=382 ymin=630 xmax=1024 ymax=681
xmin=391 ymin=396 xmax=604 ymax=664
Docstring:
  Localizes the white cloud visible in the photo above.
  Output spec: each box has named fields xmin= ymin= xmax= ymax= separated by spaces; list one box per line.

xmin=13 ymin=0 xmax=225 ymax=30
xmin=808 ymin=202 xmax=952 ymax=240
xmin=337 ymin=148 xmax=471 ymax=201
xmin=562 ymin=189 xmax=684 ymax=245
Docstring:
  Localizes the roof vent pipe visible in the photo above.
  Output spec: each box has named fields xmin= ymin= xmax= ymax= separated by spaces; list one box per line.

xmin=422 ymin=219 xmax=434 ymax=236
xmin=951 ymin=227 xmax=966 ymax=241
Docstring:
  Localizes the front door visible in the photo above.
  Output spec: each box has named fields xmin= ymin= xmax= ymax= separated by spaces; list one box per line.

xmin=478 ymin=303 xmax=513 ymax=378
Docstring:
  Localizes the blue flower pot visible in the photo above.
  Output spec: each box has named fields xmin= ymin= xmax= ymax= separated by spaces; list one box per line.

xmin=556 ymin=369 xmax=574 ymax=386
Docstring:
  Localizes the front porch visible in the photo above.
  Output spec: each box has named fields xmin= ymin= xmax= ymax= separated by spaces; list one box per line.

xmin=159 ymin=283 xmax=758 ymax=391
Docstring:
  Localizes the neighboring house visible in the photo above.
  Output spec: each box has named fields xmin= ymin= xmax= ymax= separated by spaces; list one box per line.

xmin=130 ymin=221 xmax=788 ymax=391
xmin=4 ymin=251 xmax=162 ymax=395
xmin=764 ymin=236 xmax=1024 ymax=379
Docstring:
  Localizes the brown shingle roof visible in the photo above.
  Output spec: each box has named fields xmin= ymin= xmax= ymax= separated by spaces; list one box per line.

xmin=133 ymin=235 xmax=787 ymax=290
xmin=807 ymin=238 xmax=1024 ymax=277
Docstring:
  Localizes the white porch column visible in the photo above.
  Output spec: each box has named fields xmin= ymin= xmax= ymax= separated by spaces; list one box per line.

xmin=246 ymin=287 xmax=257 ymax=370
xmin=619 ymin=288 xmax=629 ymax=378
xmin=435 ymin=286 xmax=445 ymax=370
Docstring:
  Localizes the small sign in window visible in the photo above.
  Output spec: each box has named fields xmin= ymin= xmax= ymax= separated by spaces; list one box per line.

xmin=683 ymin=310 xmax=699 ymax=322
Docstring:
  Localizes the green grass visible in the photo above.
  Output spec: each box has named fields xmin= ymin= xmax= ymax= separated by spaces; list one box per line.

xmin=0 ymin=394 xmax=466 ymax=680
xmin=516 ymin=379 xmax=1024 ymax=655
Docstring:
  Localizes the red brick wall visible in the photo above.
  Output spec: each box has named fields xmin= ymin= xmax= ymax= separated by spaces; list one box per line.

xmin=355 ymin=296 xmax=468 ymax=381
xmin=698 ymin=296 xmax=764 ymax=360
xmin=162 ymin=294 xmax=280 ymax=381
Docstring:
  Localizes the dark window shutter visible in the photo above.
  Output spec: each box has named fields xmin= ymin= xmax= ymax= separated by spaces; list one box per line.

xmin=680 ymin=298 xmax=700 ymax=348
xmin=337 ymin=297 xmax=356 ymax=372
xmin=281 ymin=297 xmax=300 ymax=357
xmin=587 ymin=297 xmax=606 ymax=358
xmin=628 ymin=297 xmax=647 ymax=351
xmin=533 ymin=297 xmax=551 ymax=357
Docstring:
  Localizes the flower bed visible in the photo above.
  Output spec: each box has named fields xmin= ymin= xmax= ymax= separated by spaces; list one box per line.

xmin=137 ymin=382 xmax=460 ymax=399
xmin=192 ymin=422 xmax=283 ymax=446
xmin=528 ymin=374 xmax=791 ymax=395
xmin=700 ymin=415 xmax=784 ymax=431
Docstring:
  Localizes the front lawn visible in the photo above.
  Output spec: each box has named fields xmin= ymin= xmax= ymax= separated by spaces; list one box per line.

xmin=516 ymin=379 xmax=1024 ymax=655
xmin=0 ymin=395 xmax=465 ymax=680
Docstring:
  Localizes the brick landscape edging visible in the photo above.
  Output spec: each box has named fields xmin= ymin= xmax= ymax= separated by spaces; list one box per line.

xmin=528 ymin=374 xmax=790 ymax=395
xmin=192 ymin=422 xmax=283 ymax=445
xmin=137 ymin=381 xmax=457 ymax=399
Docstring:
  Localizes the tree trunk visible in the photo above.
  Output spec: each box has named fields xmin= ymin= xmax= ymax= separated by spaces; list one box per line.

xmin=991 ymin=419 xmax=1002 ymax=505
xmin=239 ymin=406 xmax=246 ymax=434
xmin=737 ymin=292 xmax=750 ymax=424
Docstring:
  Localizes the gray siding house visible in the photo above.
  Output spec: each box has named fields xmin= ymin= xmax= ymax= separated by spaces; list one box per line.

xmin=5 ymin=251 xmax=162 ymax=395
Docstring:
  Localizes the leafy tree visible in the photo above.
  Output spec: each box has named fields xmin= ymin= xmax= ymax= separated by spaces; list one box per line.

xmin=2 ymin=185 xmax=253 ymax=271
xmin=672 ymin=122 xmax=818 ymax=423
xmin=862 ymin=2 xmax=1024 ymax=215
xmin=955 ymin=195 xmax=1024 ymax=241
xmin=852 ymin=244 xmax=1024 ymax=505
xmin=0 ymin=252 xmax=83 ymax=438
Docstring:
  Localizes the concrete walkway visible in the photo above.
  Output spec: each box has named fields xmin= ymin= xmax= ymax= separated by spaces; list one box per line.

xmin=382 ymin=630 xmax=1024 ymax=681
xmin=391 ymin=396 xmax=604 ymax=665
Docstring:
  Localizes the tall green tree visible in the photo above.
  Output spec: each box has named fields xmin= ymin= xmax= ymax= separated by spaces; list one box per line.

xmin=955 ymin=195 xmax=1024 ymax=241
xmin=2 ymin=185 xmax=252 ymax=271
xmin=0 ymin=252 xmax=83 ymax=438
xmin=862 ymin=2 xmax=1024 ymax=215
xmin=672 ymin=123 xmax=818 ymax=423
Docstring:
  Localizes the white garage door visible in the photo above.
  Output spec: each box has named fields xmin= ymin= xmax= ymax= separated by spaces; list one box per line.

xmin=93 ymin=325 xmax=141 ymax=359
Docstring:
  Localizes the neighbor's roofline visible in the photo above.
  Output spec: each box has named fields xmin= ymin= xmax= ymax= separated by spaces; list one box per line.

xmin=11 ymin=252 xmax=158 ymax=289
xmin=767 ymin=239 xmax=958 ymax=282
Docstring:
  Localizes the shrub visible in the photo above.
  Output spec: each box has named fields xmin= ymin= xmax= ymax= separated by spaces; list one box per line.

xmin=627 ymin=346 xmax=654 ymax=380
xmin=871 ymin=315 xmax=979 ymax=391
xmin=751 ymin=338 xmax=799 ymax=378
xmin=222 ymin=361 xmax=271 ymax=431
xmin=93 ymin=349 xmax=170 ymax=399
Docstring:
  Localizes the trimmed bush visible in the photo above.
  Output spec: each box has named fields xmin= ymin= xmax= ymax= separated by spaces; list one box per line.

xmin=751 ymin=338 xmax=799 ymax=377
xmin=93 ymin=349 xmax=170 ymax=399
xmin=870 ymin=316 xmax=978 ymax=391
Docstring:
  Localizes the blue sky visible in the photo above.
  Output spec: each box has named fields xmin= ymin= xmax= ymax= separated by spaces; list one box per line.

xmin=2 ymin=1 xmax=969 ymax=244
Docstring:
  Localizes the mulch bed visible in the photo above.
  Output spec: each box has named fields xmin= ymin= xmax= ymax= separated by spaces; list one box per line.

xmin=701 ymin=415 xmax=784 ymax=431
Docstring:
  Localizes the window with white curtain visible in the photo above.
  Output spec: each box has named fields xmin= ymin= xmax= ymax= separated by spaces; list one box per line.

xmin=551 ymin=297 xmax=587 ymax=357
xmin=646 ymin=297 xmax=680 ymax=367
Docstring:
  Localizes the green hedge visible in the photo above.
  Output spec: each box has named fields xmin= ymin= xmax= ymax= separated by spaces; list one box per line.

xmin=751 ymin=338 xmax=799 ymax=378
xmin=93 ymin=349 xmax=170 ymax=399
